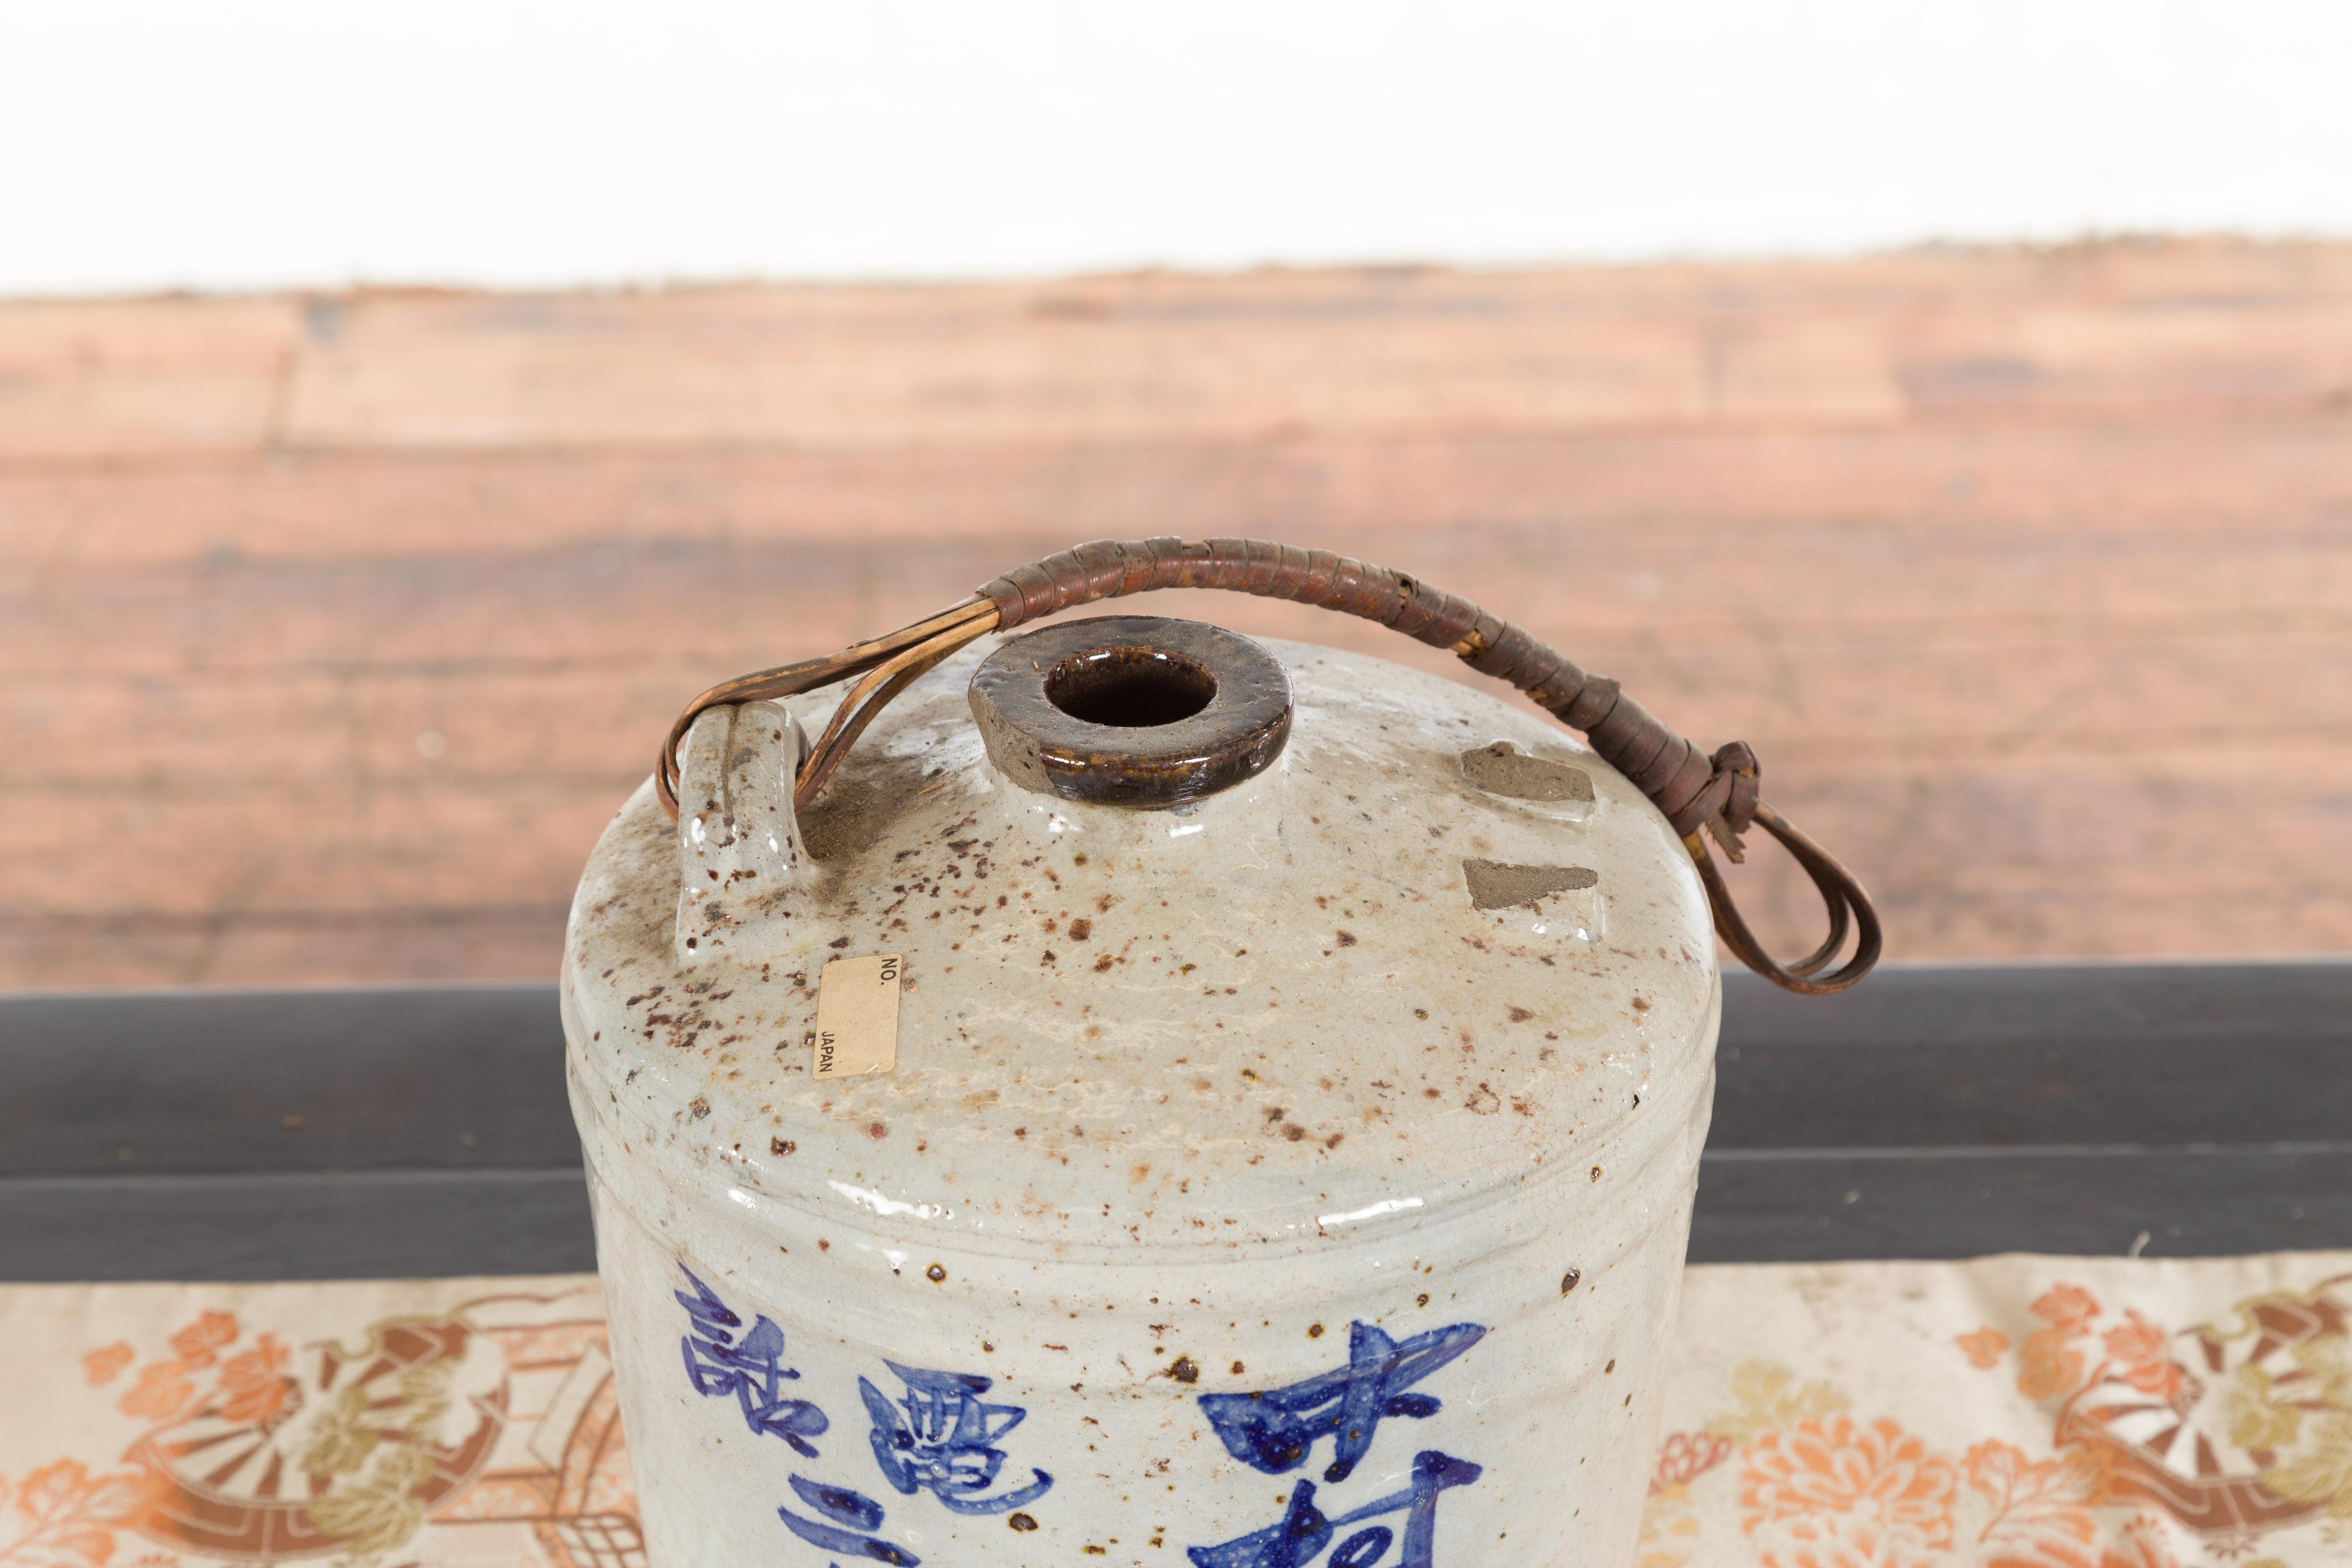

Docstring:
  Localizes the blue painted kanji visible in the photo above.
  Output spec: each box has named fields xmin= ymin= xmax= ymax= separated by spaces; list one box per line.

xmin=1197 ymin=1320 xmax=1486 ymax=1482
xmin=1186 ymin=1450 xmax=1483 ymax=1568
xmin=858 ymin=1360 xmax=1054 ymax=1515
xmin=674 ymin=1264 xmax=829 ymax=1458
xmin=777 ymin=1474 xmax=921 ymax=1566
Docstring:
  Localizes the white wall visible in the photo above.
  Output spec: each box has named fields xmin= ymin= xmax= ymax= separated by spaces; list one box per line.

xmin=5 ymin=0 xmax=2349 ymax=297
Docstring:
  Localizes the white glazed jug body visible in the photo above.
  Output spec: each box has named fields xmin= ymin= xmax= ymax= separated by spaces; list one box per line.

xmin=563 ymin=629 xmax=1719 ymax=1568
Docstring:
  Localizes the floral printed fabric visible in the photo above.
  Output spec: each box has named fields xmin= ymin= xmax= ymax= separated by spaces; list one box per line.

xmin=1646 ymin=1254 xmax=2352 ymax=1568
xmin=3 ymin=1254 xmax=2348 ymax=1568
xmin=0 ymin=1278 xmax=632 ymax=1568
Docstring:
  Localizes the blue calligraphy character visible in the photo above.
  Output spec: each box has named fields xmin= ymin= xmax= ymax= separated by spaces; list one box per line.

xmin=1375 ymin=1450 xmax=1482 ymax=1568
xmin=1186 ymin=1450 xmax=1480 ymax=1568
xmin=1187 ymin=1483 xmax=1333 ymax=1568
xmin=1197 ymin=1321 xmax=1485 ymax=1482
xmin=859 ymin=1360 xmax=1054 ymax=1514
xmin=675 ymin=1264 xmax=829 ymax=1458
xmin=777 ymin=1475 xmax=920 ymax=1566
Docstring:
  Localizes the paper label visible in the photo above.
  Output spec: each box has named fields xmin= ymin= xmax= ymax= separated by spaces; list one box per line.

xmin=812 ymin=953 xmax=902 ymax=1079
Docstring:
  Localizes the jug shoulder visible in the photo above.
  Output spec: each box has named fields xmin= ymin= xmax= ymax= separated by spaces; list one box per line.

xmin=564 ymin=637 xmax=1719 ymax=1258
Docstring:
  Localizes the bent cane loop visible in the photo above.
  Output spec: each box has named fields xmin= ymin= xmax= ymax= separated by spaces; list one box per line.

xmin=655 ymin=539 xmax=1883 ymax=994
xmin=654 ymin=598 xmax=997 ymax=820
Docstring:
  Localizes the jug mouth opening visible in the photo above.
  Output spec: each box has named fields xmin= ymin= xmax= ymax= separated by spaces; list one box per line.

xmin=969 ymin=616 xmax=1292 ymax=809
xmin=1044 ymin=646 xmax=1218 ymax=728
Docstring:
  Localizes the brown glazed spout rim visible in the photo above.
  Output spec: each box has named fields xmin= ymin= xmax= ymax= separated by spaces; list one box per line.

xmin=966 ymin=616 xmax=1293 ymax=810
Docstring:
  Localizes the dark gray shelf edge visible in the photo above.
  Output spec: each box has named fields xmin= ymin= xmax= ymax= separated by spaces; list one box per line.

xmin=0 ymin=1169 xmax=597 ymax=1283
xmin=11 ymin=959 xmax=2351 ymax=1179
xmin=4 ymin=959 xmax=2348 ymax=1280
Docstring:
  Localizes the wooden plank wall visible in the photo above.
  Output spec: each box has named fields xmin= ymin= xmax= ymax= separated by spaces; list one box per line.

xmin=4 ymin=242 xmax=2349 ymax=987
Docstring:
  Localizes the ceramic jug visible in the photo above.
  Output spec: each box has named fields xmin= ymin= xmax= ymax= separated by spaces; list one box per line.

xmin=562 ymin=539 xmax=1876 ymax=1568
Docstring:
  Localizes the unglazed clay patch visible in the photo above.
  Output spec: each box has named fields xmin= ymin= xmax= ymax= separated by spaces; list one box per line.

xmin=1460 ymin=857 xmax=1600 ymax=911
xmin=1459 ymin=741 xmax=1593 ymax=804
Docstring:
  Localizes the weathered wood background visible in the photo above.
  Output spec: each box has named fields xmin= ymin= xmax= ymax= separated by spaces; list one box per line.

xmin=5 ymin=242 xmax=2349 ymax=987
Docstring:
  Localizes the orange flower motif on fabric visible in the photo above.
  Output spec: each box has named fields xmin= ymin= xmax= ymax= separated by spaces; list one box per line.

xmin=2098 ymin=1311 xmax=2183 ymax=1402
xmin=1962 ymin=1439 xmax=2109 ymax=1566
xmin=2030 ymin=1286 xmax=2101 ymax=1337
xmin=163 ymin=1313 xmax=237 ymax=1371
xmin=1955 ymin=1327 xmax=2011 ymax=1370
xmin=0 ymin=1458 xmax=153 ymax=1568
xmin=113 ymin=1363 xmax=196 ymax=1424
xmin=212 ymin=1336 xmax=294 ymax=1426
xmin=78 ymin=1345 xmax=134 ymax=1388
xmin=2014 ymin=1285 xmax=2102 ymax=1400
xmin=1740 ymin=1415 xmax=1958 ymax=1568
xmin=2092 ymin=1519 xmax=2184 ymax=1568
xmin=2017 ymin=1329 xmax=2088 ymax=1403
xmin=1652 ymin=1432 xmax=1735 ymax=1494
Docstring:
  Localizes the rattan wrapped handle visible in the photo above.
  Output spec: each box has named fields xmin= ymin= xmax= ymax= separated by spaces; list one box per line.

xmin=657 ymin=538 xmax=1880 ymax=994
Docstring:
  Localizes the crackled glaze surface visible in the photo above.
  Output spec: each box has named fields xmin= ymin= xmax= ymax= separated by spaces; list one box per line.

xmin=563 ymin=633 xmax=1720 ymax=1568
